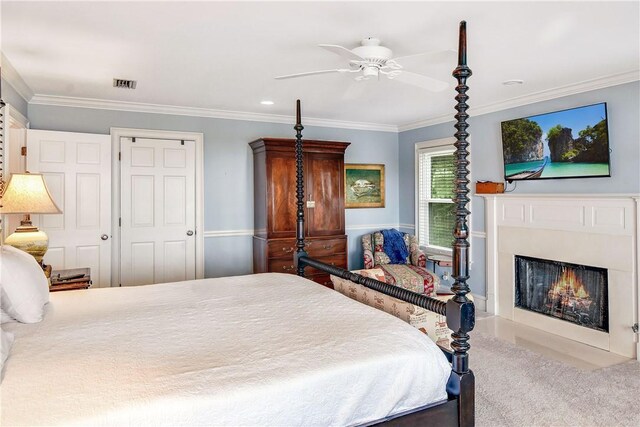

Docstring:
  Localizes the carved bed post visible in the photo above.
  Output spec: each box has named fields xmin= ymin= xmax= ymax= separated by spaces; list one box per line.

xmin=447 ymin=20 xmax=476 ymax=427
xmin=294 ymin=99 xmax=308 ymax=276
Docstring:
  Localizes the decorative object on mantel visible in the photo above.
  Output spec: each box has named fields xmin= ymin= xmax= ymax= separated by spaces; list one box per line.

xmin=475 ymin=181 xmax=504 ymax=194
xmin=0 ymin=173 xmax=62 ymax=265
xmin=344 ymin=163 xmax=385 ymax=208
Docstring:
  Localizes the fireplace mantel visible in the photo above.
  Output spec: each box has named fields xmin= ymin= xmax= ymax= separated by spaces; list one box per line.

xmin=480 ymin=193 xmax=639 ymax=359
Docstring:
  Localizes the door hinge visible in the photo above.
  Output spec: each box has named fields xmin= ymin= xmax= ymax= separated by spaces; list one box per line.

xmin=633 ymin=323 xmax=639 ymax=334
xmin=180 ymin=140 xmax=185 ymax=146
xmin=119 ymin=217 xmax=121 ymax=227
xmin=20 ymin=146 xmax=27 ymax=156
xmin=131 ymin=137 xmax=136 ymax=143
xmin=118 ymin=152 xmax=121 ymax=161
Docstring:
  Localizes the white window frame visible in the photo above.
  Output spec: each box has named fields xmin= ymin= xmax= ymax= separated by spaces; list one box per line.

xmin=415 ymin=137 xmax=458 ymax=256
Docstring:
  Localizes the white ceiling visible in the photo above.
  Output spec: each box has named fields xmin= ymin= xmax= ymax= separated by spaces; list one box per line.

xmin=1 ymin=1 xmax=639 ymax=129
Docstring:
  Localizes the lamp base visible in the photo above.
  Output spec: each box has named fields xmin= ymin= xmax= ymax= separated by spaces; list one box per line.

xmin=4 ymin=225 xmax=50 ymax=265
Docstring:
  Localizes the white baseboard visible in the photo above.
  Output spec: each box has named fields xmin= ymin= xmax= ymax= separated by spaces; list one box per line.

xmin=471 ymin=293 xmax=487 ymax=312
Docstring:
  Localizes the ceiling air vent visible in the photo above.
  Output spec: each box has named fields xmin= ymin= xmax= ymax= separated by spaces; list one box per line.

xmin=113 ymin=78 xmax=137 ymax=89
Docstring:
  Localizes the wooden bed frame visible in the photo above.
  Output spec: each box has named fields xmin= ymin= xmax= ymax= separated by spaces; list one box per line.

xmin=293 ymin=21 xmax=475 ymax=427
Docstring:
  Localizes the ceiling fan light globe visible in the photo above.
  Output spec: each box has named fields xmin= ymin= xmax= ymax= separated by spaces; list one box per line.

xmin=362 ymin=66 xmax=379 ymax=78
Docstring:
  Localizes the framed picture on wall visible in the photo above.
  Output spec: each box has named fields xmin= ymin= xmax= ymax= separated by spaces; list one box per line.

xmin=344 ymin=164 xmax=385 ymax=208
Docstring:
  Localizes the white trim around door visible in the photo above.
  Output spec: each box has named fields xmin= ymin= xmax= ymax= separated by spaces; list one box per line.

xmin=110 ymin=127 xmax=205 ymax=286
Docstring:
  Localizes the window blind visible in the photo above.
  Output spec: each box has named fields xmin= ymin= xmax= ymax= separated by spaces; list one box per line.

xmin=417 ymin=148 xmax=455 ymax=250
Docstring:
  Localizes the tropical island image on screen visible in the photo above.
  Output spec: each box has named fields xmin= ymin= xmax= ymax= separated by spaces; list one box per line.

xmin=501 ymin=103 xmax=610 ymax=181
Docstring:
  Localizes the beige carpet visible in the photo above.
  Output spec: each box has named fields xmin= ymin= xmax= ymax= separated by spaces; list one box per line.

xmin=471 ymin=332 xmax=640 ymax=427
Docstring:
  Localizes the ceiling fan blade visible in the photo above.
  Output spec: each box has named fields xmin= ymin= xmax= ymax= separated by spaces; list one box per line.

xmin=318 ymin=44 xmax=364 ymax=61
xmin=389 ymin=71 xmax=449 ymax=92
xmin=275 ymin=69 xmax=350 ymax=80
xmin=391 ymin=49 xmax=456 ymax=66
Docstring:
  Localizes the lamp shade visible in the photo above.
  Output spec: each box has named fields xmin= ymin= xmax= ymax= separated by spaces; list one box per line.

xmin=0 ymin=173 xmax=62 ymax=214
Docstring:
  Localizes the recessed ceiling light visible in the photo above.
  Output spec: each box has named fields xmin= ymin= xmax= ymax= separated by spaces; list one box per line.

xmin=260 ymin=100 xmax=274 ymax=105
xmin=502 ymin=79 xmax=524 ymax=86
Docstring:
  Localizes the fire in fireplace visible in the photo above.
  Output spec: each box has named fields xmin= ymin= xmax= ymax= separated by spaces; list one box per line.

xmin=514 ymin=256 xmax=608 ymax=332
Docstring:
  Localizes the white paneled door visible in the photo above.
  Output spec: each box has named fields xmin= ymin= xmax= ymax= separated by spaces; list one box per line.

xmin=26 ymin=130 xmax=112 ymax=287
xmin=120 ymin=137 xmax=196 ymax=286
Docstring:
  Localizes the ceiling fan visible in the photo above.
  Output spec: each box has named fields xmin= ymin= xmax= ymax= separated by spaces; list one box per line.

xmin=275 ymin=38 xmax=453 ymax=92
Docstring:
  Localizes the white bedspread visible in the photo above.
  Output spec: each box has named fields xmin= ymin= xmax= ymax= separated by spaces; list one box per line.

xmin=1 ymin=273 xmax=450 ymax=426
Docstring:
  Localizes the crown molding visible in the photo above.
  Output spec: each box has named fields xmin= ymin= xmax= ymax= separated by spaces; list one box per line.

xmin=29 ymin=94 xmax=399 ymax=133
xmin=0 ymin=53 xmax=35 ymax=102
xmin=398 ymin=70 xmax=640 ymax=132
xmin=26 ymin=69 xmax=639 ymax=134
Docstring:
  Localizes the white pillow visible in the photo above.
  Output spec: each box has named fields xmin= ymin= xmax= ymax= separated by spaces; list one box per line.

xmin=1 ymin=328 xmax=14 ymax=376
xmin=0 ymin=245 xmax=50 ymax=323
xmin=0 ymin=308 xmax=15 ymax=324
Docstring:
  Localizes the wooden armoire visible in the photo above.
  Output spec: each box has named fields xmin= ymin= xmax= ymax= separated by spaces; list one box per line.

xmin=250 ymin=138 xmax=350 ymax=287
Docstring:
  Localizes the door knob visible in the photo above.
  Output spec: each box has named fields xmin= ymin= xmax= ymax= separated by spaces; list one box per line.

xmin=100 ymin=234 xmax=109 ymax=241
xmin=186 ymin=230 xmax=194 ymax=236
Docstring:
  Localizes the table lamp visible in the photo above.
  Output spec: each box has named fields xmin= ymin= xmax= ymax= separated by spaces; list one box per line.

xmin=0 ymin=172 xmax=62 ymax=265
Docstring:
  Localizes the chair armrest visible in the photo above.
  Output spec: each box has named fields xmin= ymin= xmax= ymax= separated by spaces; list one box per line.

xmin=411 ymin=248 xmax=427 ymax=268
xmin=363 ymin=249 xmax=375 ymax=269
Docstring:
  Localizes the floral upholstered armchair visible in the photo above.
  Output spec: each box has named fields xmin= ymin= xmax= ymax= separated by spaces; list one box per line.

xmin=362 ymin=231 xmax=439 ymax=296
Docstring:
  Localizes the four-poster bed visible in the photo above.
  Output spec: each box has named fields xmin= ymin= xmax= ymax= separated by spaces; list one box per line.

xmin=293 ymin=21 xmax=475 ymax=426
xmin=1 ymin=21 xmax=474 ymax=427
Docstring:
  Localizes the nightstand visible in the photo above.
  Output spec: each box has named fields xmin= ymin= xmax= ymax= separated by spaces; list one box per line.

xmin=49 ymin=268 xmax=92 ymax=292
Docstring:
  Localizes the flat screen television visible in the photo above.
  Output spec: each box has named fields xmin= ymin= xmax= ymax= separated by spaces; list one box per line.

xmin=500 ymin=102 xmax=610 ymax=181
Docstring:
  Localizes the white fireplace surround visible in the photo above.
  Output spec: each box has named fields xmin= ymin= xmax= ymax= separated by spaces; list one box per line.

xmin=482 ymin=194 xmax=639 ymax=359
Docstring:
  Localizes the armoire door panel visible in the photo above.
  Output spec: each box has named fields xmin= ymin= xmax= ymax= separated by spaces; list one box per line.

xmin=267 ymin=153 xmax=297 ymax=237
xmin=306 ymin=153 xmax=345 ymax=236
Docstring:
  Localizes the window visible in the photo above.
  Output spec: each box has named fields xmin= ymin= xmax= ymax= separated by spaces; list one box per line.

xmin=416 ymin=140 xmax=456 ymax=254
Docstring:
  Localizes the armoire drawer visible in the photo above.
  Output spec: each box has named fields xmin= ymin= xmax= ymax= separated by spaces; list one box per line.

xmin=306 ymin=237 xmax=346 ymax=258
xmin=305 ymin=254 xmax=347 ymax=276
xmin=268 ymin=258 xmax=298 ymax=273
xmin=267 ymin=239 xmax=296 ymax=259
xmin=309 ymin=274 xmax=334 ymax=289
xmin=268 ymin=254 xmax=347 ymax=275
xmin=267 ymin=237 xmax=346 ymax=259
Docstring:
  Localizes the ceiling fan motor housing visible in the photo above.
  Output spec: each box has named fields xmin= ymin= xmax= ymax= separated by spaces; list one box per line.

xmin=352 ymin=38 xmax=393 ymax=62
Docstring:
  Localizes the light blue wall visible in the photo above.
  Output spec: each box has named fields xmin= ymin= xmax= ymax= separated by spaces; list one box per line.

xmin=399 ymin=81 xmax=640 ymax=297
xmin=1 ymin=79 xmax=28 ymax=118
xmin=27 ymin=104 xmax=399 ymax=276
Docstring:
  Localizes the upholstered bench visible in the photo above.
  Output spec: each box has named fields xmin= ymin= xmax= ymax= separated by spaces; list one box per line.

xmin=362 ymin=231 xmax=440 ymax=296
xmin=330 ymin=268 xmax=472 ymax=350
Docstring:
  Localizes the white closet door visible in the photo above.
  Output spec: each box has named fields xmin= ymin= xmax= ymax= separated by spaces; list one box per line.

xmin=120 ymin=137 xmax=196 ymax=286
xmin=26 ymin=130 xmax=112 ymax=287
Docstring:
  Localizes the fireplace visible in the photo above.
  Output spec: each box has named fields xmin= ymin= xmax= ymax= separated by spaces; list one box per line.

xmin=481 ymin=194 xmax=638 ymax=358
xmin=514 ymin=256 xmax=608 ymax=333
